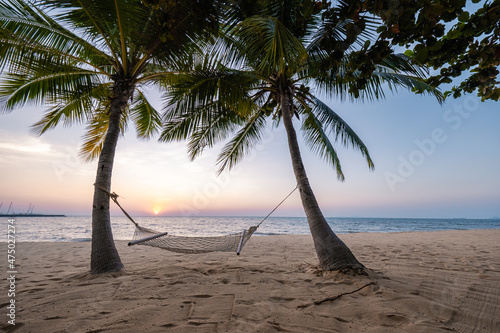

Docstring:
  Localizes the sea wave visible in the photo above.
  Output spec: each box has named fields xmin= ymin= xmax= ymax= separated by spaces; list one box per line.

xmin=2 ymin=216 xmax=499 ymax=242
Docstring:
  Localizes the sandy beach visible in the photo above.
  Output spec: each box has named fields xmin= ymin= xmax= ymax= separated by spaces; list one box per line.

xmin=3 ymin=229 xmax=499 ymax=332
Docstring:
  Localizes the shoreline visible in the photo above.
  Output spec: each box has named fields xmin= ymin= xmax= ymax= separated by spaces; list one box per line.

xmin=6 ymin=215 xmax=499 ymax=242
xmin=6 ymin=229 xmax=500 ymax=332
xmin=5 ymin=227 xmax=500 ymax=243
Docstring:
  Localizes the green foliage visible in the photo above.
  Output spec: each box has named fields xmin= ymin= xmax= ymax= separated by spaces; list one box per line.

xmin=236 ymin=16 xmax=308 ymax=76
xmin=359 ymin=0 xmax=499 ymax=101
xmin=161 ymin=0 xmax=442 ymax=179
xmin=0 ymin=0 xmax=220 ymax=159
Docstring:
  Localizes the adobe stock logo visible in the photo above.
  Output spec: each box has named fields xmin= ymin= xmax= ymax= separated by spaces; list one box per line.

xmin=51 ymin=145 xmax=79 ymax=182
xmin=384 ymin=96 xmax=479 ymax=192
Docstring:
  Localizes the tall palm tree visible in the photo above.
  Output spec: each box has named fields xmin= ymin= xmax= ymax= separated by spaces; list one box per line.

xmin=0 ymin=0 xmax=218 ymax=273
xmin=160 ymin=1 xmax=443 ymax=273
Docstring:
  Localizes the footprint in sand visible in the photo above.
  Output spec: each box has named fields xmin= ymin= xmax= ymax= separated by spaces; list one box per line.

xmin=378 ymin=313 xmax=411 ymax=326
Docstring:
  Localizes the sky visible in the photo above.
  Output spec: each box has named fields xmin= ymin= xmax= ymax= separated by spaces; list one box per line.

xmin=1 ymin=83 xmax=499 ymax=219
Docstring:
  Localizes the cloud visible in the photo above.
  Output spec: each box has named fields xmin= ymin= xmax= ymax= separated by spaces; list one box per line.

xmin=0 ymin=141 xmax=51 ymax=154
xmin=0 ymin=129 xmax=52 ymax=153
xmin=0 ymin=131 xmax=61 ymax=167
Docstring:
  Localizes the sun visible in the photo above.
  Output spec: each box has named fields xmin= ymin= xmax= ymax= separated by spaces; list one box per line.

xmin=152 ymin=206 xmax=162 ymax=215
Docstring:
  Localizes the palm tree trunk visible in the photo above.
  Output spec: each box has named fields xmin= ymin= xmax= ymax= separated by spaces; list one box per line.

xmin=90 ymin=98 xmax=126 ymax=274
xmin=280 ymin=92 xmax=365 ymax=273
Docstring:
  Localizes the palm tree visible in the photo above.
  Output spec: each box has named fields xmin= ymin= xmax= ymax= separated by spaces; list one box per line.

xmin=160 ymin=1 xmax=443 ymax=273
xmin=0 ymin=0 xmax=218 ymax=273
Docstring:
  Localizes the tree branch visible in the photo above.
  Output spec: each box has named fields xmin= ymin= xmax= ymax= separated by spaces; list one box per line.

xmin=297 ymin=282 xmax=375 ymax=308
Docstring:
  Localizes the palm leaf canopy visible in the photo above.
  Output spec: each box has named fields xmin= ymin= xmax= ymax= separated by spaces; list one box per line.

xmin=161 ymin=1 xmax=443 ymax=179
xmin=0 ymin=0 xmax=218 ymax=160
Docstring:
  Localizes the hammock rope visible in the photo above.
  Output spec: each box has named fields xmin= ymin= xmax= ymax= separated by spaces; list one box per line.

xmin=94 ymin=183 xmax=298 ymax=255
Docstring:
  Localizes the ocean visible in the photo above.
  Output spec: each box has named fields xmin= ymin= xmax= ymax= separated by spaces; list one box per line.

xmin=3 ymin=216 xmax=500 ymax=242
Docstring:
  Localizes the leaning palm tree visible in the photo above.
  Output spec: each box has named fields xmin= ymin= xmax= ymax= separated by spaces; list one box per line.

xmin=160 ymin=2 xmax=443 ymax=273
xmin=0 ymin=0 xmax=218 ymax=273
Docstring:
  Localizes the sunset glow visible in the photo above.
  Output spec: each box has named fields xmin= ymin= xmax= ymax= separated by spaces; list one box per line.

xmin=153 ymin=206 xmax=161 ymax=215
xmin=1 ymin=93 xmax=499 ymax=218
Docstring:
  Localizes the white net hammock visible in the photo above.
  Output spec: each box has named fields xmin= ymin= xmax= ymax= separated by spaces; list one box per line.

xmin=128 ymin=225 xmax=258 ymax=255
xmin=95 ymin=184 xmax=297 ymax=256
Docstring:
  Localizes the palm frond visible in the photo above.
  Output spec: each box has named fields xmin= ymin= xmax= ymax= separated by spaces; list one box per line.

xmin=130 ymin=89 xmax=162 ymax=139
xmin=375 ymin=70 xmax=443 ymax=102
xmin=160 ymin=85 xmax=227 ymax=142
xmin=312 ymin=51 xmax=443 ymax=103
xmin=207 ymin=34 xmax=247 ymax=70
xmin=0 ymin=69 xmax=105 ymax=113
xmin=0 ymin=0 xmax=111 ymax=74
xmin=216 ymin=111 xmax=267 ymax=174
xmin=165 ymin=59 xmax=259 ymax=118
xmin=236 ymin=15 xmax=307 ymax=75
xmin=159 ymin=111 xmax=201 ymax=143
xmin=78 ymin=108 xmax=127 ymax=162
xmin=373 ymin=55 xmax=444 ymax=103
xmin=78 ymin=111 xmax=110 ymax=162
xmin=380 ymin=53 xmax=428 ymax=78
xmin=187 ymin=108 xmax=243 ymax=160
xmin=300 ymin=106 xmax=345 ymax=180
xmin=307 ymin=17 xmax=379 ymax=54
xmin=39 ymin=0 xmax=125 ymax=64
xmin=30 ymin=90 xmax=104 ymax=135
xmin=311 ymin=97 xmax=374 ymax=170
xmin=160 ymin=98 xmax=244 ymax=154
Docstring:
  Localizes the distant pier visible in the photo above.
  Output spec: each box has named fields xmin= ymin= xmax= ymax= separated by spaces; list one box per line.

xmin=0 ymin=202 xmax=65 ymax=217
xmin=0 ymin=214 xmax=66 ymax=217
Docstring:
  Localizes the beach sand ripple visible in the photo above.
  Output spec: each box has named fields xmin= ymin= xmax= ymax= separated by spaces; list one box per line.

xmin=2 ymin=229 xmax=499 ymax=332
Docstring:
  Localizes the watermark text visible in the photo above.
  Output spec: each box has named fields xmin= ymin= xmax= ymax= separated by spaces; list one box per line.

xmin=6 ymin=218 xmax=16 ymax=325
